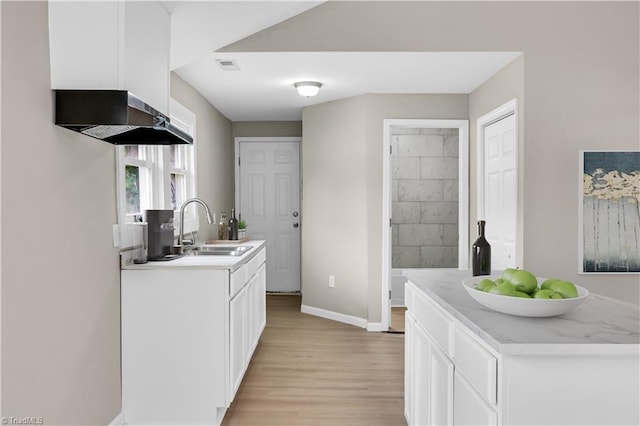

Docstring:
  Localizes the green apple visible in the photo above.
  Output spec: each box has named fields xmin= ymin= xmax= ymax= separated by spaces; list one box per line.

xmin=501 ymin=268 xmax=519 ymax=283
xmin=534 ymin=289 xmax=563 ymax=299
xmin=514 ymin=291 xmax=532 ymax=298
xmin=510 ymin=270 xmax=538 ymax=294
xmin=475 ymin=278 xmax=495 ymax=291
xmin=541 ymin=278 xmax=561 ymax=290
xmin=494 ymin=278 xmax=505 ymax=285
xmin=488 ymin=282 xmax=517 ymax=297
xmin=483 ymin=284 xmax=497 ymax=293
xmin=549 ymin=280 xmax=579 ymax=298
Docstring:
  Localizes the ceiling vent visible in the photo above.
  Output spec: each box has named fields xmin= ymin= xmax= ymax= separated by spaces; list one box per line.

xmin=215 ymin=58 xmax=240 ymax=71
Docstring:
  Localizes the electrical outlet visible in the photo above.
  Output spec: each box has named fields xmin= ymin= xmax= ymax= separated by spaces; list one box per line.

xmin=329 ymin=275 xmax=335 ymax=288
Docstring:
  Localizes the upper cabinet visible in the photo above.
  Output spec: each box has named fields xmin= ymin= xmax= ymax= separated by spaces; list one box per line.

xmin=48 ymin=1 xmax=170 ymax=114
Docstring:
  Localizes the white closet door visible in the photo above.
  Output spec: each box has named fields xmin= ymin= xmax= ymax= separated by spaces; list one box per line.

xmin=483 ymin=114 xmax=517 ymax=270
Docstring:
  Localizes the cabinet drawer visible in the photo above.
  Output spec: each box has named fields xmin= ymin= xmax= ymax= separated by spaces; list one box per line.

xmin=453 ymin=325 xmax=497 ymax=405
xmin=230 ymin=265 xmax=248 ymax=298
xmin=246 ymin=248 xmax=266 ymax=279
xmin=230 ymin=248 xmax=265 ymax=298
xmin=410 ymin=286 xmax=452 ymax=356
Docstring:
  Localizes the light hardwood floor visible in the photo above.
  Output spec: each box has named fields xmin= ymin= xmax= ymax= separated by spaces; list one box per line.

xmin=389 ymin=307 xmax=406 ymax=333
xmin=222 ymin=295 xmax=406 ymax=426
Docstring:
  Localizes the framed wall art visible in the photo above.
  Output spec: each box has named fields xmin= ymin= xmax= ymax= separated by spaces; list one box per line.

xmin=579 ymin=150 xmax=640 ymax=273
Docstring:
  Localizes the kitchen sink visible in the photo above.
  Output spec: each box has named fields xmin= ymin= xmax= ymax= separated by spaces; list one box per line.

xmin=186 ymin=245 xmax=253 ymax=256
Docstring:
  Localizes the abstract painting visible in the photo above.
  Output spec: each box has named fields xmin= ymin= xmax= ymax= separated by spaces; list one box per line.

xmin=580 ymin=151 xmax=640 ymax=273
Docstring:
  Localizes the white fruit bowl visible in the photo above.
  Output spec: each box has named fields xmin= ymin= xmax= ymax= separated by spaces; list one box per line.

xmin=462 ymin=275 xmax=589 ymax=317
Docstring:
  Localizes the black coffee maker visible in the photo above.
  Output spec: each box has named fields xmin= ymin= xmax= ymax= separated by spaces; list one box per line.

xmin=145 ymin=209 xmax=175 ymax=261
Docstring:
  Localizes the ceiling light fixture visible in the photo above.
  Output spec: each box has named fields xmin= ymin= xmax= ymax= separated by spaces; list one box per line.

xmin=294 ymin=81 xmax=322 ymax=97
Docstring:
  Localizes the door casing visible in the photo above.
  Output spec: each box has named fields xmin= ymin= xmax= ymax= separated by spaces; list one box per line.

xmin=381 ymin=119 xmax=469 ymax=331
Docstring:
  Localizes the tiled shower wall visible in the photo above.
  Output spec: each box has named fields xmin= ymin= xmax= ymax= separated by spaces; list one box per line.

xmin=392 ymin=127 xmax=459 ymax=268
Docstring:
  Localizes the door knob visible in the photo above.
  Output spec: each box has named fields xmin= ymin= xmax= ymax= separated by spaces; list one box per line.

xmin=293 ymin=223 xmax=299 ymax=228
xmin=293 ymin=212 xmax=299 ymax=217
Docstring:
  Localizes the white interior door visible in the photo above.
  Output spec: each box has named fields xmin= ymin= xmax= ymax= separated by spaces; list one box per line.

xmin=238 ymin=140 xmax=301 ymax=292
xmin=483 ymin=113 xmax=517 ymax=270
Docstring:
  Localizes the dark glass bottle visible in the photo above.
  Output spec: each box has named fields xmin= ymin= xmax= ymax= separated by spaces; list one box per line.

xmin=229 ymin=208 xmax=238 ymax=240
xmin=472 ymin=220 xmax=491 ymax=276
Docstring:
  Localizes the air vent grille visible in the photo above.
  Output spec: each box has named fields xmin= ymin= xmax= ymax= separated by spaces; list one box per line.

xmin=215 ymin=58 xmax=240 ymax=71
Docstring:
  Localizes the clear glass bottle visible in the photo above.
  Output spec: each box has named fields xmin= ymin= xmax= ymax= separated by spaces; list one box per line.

xmin=472 ymin=220 xmax=491 ymax=276
xmin=229 ymin=208 xmax=238 ymax=240
xmin=218 ymin=212 xmax=228 ymax=240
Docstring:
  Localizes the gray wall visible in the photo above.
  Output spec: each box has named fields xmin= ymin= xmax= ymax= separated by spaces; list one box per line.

xmin=0 ymin=4 xmax=235 ymax=423
xmin=302 ymin=94 xmax=468 ymax=322
xmin=2 ymin=2 xmax=121 ymax=423
xmin=232 ymin=121 xmax=302 ymax=139
xmin=469 ymin=54 xmax=525 ymax=268
xmin=171 ymin=73 xmax=233 ymax=241
xmin=224 ymin=1 xmax=640 ymax=322
xmin=302 ymin=96 xmax=369 ymax=319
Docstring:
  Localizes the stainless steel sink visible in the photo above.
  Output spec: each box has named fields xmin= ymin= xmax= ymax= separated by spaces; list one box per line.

xmin=186 ymin=245 xmax=253 ymax=256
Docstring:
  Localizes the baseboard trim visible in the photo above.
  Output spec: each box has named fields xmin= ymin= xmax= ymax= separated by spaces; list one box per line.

xmin=366 ymin=322 xmax=386 ymax=332
xmin=109 ymin=412 xmax=125 ymax=426
xmin=301 ymin=304 xmax=367 ymax=329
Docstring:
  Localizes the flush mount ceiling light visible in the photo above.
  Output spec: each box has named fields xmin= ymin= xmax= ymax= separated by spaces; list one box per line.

xmin=294 ymin=81 xmax=322 ymax=97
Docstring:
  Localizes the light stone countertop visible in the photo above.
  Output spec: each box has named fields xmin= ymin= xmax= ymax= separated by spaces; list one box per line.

xmin=121 ymin=240 xmax=265 ymax=273
xmin=404 ymin=268 xmax=640 ymax=355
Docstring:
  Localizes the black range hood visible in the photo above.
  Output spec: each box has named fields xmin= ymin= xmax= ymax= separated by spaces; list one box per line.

xmin=54 ymin=90 xmax=193 ymax=145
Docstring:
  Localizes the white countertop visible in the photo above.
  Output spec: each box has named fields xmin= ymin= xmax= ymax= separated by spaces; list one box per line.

xmin=122 ymin=241 xmax=265 ymax=273
xmin=404 ymin=269 xmax=640 ymax=355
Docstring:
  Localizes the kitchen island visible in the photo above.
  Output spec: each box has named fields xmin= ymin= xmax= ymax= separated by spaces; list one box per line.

xmin=121 ymin=241 xmax=266 ymax=426
xmin=403 ymin=269 xmax=639 ymax=426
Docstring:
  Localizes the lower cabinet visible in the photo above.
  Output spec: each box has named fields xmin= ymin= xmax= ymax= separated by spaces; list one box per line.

xmin=229 ymin=263 xmax=266 ymax=402
xmin=229 ymin=281 xmax=248 ymax=398
xmin=453 ymin=371 xmax=497 ymax=426
xmin=405 ymin=280 xmax=638 ymax=426
xmin=122 ymin=247 xmax=266 ymax=425
xmin=405 ymin=282 xmax=497 ymax=426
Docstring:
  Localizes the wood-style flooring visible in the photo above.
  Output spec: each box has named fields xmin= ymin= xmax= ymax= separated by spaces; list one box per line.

xmin=389 ymin=307 xmax=406 ymax=333
xmin=222 ymin=295 xmax=406 ymax=426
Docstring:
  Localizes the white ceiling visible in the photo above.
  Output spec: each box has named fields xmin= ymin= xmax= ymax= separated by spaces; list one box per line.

xmin=165 ymin=2 xmax=521 ymax=122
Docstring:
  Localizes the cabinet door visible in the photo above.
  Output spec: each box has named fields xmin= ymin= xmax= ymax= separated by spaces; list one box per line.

xmin=229 ymin=285 xmax=248 ymax=400
xmin=453 ymin=371 xmax=497 ymax=426
xmin=429 ymin=343 xmax=454 ymax=425
xmin=404 ymin=314 xmax=414 ymax=423
xmin=411 ymin=320 xmax=431 ymax=426
xmin=254 ymin=263 xmax=266 ymax=339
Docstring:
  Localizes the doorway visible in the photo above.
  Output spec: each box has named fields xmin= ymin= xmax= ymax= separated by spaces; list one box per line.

xmin=235 ymin=137 xmax=302 ymax=292
xmin=381 ymin=120 xmax=469 ymax=331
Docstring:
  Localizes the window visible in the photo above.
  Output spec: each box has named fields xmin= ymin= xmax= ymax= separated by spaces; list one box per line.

xmin=116 ymin=99 xmax=197 ymax=235
xmin=122 ymin=145 xmax=154 ymax=217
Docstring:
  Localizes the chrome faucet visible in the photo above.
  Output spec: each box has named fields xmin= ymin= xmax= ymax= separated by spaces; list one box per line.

xmin=178 ymin=198 xmax=214 ymax=246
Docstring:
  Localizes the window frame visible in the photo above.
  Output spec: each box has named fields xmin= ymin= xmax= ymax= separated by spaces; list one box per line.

xmin=115 ymin=98 xmax=198 ymax=236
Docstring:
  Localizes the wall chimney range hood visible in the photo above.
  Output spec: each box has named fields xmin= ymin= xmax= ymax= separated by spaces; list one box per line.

xmin=54 ymin=90 xmax=193 ymax=145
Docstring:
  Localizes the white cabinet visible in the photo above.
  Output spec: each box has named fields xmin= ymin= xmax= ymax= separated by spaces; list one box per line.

xmin=229 ymin=281 xmax=248 ymax=399
xmin=229 ymin=263 xmax=267 ymax=401
xmin=405 ymin=280 xmax=639 ymax=426
xmin=405 ymin=300 xmax=454 ymax=426
xmin=429 ymin=343 xmax=454 ymax=425
xmin=453 ymin=371 xmax=497 ymax=426
xmin=122 ymin=246 xmax=266 ymax=425
xmin=405 ymin=284 xmax=503 ymax=426
xmin=48 ymin=0 xmax=170 ymax=112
